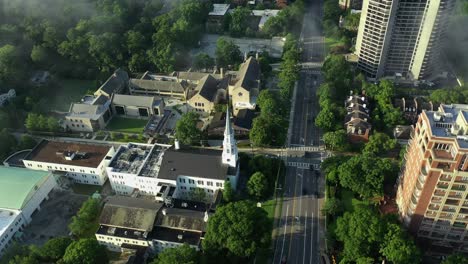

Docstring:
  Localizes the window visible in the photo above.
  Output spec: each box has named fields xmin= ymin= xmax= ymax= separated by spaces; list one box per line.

xmin=197 ymin=180 xmax=204 ymax=185
xmin=238 ymin=92 xmax=243 ymax=97
xmin=179 ymin=178 xmax=186 ymax=183
xmin=216 ymin=182 xmax=222 ymax=187
xmin=435 ymin=143 xmax=450 ymax=150
xmin=207 ymin=181 xmax=213 ymax=186
xmin=189 ymin=179 xmax=195 ymax=184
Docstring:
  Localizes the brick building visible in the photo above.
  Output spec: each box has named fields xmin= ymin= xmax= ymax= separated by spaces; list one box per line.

xmin=397 ymin=104 xmax=468 ymax=251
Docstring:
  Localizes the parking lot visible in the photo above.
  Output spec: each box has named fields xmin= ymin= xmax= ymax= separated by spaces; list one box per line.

xmin=22 ymin=189 xmax=88 ymax=246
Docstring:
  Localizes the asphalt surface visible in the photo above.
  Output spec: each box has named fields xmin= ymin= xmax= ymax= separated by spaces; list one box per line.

xmin=271 ymin=0 xmax=326 ymax=263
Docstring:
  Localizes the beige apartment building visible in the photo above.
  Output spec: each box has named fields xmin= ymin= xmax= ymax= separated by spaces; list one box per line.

xmin=397 ymin=104 xmax=468 ymax=251
xmin=355 ymin=0 xmax=454 ymax=80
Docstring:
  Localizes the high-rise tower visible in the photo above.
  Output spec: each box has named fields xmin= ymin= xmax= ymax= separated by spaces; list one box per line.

xmin=397 ymin=104 xmax=468 ymax=251
xmin=355 ymin=0 xmax=454 ymax=80
xmin=222 ymin=106 xmax=238 ymax=168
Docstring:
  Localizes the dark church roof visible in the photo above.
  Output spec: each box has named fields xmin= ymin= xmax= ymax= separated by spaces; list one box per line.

xmin=158 ymin=148 xmax=228 ymax=181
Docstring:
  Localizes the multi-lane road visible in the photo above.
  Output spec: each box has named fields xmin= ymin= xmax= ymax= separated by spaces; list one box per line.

xmin=272 ymin=0 xmax=326 ymax=263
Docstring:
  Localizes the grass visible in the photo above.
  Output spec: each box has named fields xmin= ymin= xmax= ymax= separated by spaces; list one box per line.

xmin=71 ymin=183 xmax=102 ymax=196
xmin=340 ymin=189 xmax=370 ymax=213
xmin=261 ymin=199 xmax=277 ymax=221
xmin=49 ymin=78 xmax=95 ymax=111
xmin=106 ymin=117 xmax=148 ymax=133
xmin=325 ymin=37 xmax=345 ymax=54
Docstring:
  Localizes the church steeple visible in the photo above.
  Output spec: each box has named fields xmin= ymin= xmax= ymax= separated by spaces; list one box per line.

xmin=222 ymin=105 xmax=238 ymax=167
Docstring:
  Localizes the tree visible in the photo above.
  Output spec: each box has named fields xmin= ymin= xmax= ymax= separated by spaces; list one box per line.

xmin=68 ymin=198 xmax=101 ymax=238
xmin=315 ymin=105 xmax=336 ymax=132
xmin=380 ymin=223 xmax=421 ymax=264
xmin=193 ymin=53 xmax=214 ymax=70
xmin=175 ymin=112 xmax=202 ymax=146
xmin=335 ymin=206 xmax=384 ymax=262
xmin=151 ymin=244 xmax=198 ymax=264
xmin=188 ymin=188 xmax=207 ymax=203
xmin=345 ymin=13 xmax=361 ymax=31
xmin=363 ymin=132 xmax=397 ymax=156
xmin=323 ymin=129 xmax=350 ymax=151
xmin=321 ymin=197 xmax=342 ymax=216
xmin=215 ymin=38 xmax=242 ymax=69
xmin=0 ymin=129 xmax=17 ymax=160
xmin=257 ymin=90 xmax=280 ymax=116
xmin=203 ymin=201 xmax=271 ymax=258
xmin=338 ymin=155 xmax=396 ymax=199
xmin=247 ymin=172 xmax=269 ymax=200
xmin=30 ymin=45 xmax=48 ymax=65
xmin=229 ymin=7 xmax=251 ymax=37
xmin=62 ymin=239 xmax=108 ymax=264
xmin=250 ymin=114 xmax=287 ymax=147
xmin=442 ymin=253 xmax=468 ymax=264
xmin=8 ymin=254 xmax=39 ymax=264
xmin=223 ymin=180 xmax=234 ymax=202
xmin=0 ymin=44 xmax=24 ymax=82
xmin=40 ymin=237 xmax=72 ymax=261
xmin=47 ymin=117 xmax=61 ymax=132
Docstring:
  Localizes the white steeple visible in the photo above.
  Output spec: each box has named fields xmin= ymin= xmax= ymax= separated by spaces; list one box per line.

xmin=222 ymin=105 xmax=238 ymax=168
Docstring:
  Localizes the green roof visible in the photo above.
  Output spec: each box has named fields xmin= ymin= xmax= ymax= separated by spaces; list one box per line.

xmin=0 ymin=166 xmax=50 ymax=210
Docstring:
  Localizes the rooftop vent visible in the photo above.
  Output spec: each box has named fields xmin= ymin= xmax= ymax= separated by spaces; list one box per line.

xmin=177 ymin=234 xmax=183 ymax=240
xmin=433 ymin=112 xmax=443 ymax=122
xmin=181 ymin=202 xmax=188 ymax=208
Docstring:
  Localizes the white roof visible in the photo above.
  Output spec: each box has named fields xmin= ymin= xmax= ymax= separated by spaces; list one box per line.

xmin=252 ymin=9 xmax=280 ymax=28
xmin=0 ymin=208 xmax=20 ymax=238
xmin=209 ymin=4 xmax=230 ymax=16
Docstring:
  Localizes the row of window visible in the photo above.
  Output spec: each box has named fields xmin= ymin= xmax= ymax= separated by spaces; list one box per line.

xmin=178 ymin=178 xmax=223 ymax=187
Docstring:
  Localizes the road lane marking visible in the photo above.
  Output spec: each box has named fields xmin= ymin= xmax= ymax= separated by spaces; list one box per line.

xmin=279 ymin=204 xmax=290 ymax=264
xmin=303 ymin=210 xmax=307 ymax=264
xmin=288 ymin=168 xmax=299 ymax=259
xmin=310 ymin=212 xmax=314 ymax=264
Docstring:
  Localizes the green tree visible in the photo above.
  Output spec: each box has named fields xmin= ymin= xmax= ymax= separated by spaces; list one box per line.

xmin=215 ymin=38 xmax=242 ymax=69
xmin=151 ymin=244 xmax=198 ymax=264
xmin=8 ymin=254 xmax=39 ymax=264
xmin=250 ymin=114 xmax=287 ymax=147
xmin=338 ymin=155 xmax=396 ymax=199
xmin=188 ymin=188 xmax=207 ymax=203
xmin=62 ymin=239 xmax=108 ymax=264
xmin=203 ymin=201 xmax=271 ymax=258
xmin=193 ymin=53 xmax=214 ymax=70
xmin=322 ymin=55 xmax=352 ymax=98
xmin=229 ymin=7 xmax=251 ymax=37
xmin=323 ymin=129 xmax=350 ymax=151
xmin=321 ymin=197 xmax=343 ymax=216
xmin=257 ymin=90 xmax=280 ymax=116
xmin=39 ymin=237 xmax=72 ymax=261
xmin=363 ymin=132 xmax=397 ymax=156
xmin=0 ymin=129 xmax=17 ymax=160
xmin=175 ymin=112 xmax=202 ymax=146
xmin=345 ymin=13 xmax=361 ymax=31
xmin=30 ymin=45 xmax=48 ymax=65
xmin=47 ymin=117 xmax=60 ymax=132
xmin=0 ymin=44 xmax=24 ymax=82
xmin=68 ymin=198 xmax=101 ymax=238
xmin=315 ymin=105 xmax=336 ymax=132
xmin=380 ymin=223 xmax=421 ymax=264
xmin=335 ymin=206 xmax=383 ymax=262
xmin=247 ymin=172 xmax=269 ymax=200
xmin=223 ymin=180 xmax=234 ymax=202
xmin=442 ymin=253 xmax=468 ymax=264
xmin=18 ymin=135 xmax=37 ymax=150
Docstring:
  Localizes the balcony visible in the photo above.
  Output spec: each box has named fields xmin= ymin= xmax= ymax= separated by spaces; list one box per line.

xmin=426 ymin=211 xmax=437 ymax=218
xmin=429 ymin=204 xmax=440 ymax=211
xmin=440 ymin=175 xmax=453 ymax=182
xmin=431 ymin=197 xmax=443 ymax=204
xmin=446 ymin=199 xmax=460 ymax=206
xmin=437 ymin=162 xmax=452 ymax=172
xmin=455 ymin=176 xmax=468 ymax=184
xmin=434 ymin=190 xmax=446 ymax=197
xmin=437 ymin=183 xmax=449 ymax=190
xmin=452 ymin=184 xmax=466 ymax=192
xmin=453 ymin=222 xmax=466 ymax=229
xmin=442 ymin=206 xmax=456 ymax=213
xmin=432 ymin=149 xmax=455 ymax=161
xmin=448 ymin=192 xmax=462 ymax=199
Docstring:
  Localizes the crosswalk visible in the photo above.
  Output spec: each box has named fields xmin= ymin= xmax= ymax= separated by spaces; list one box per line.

xmin=287 ymin=162 xmax=320 ymax=169
xmin=287 ymin=146 xmax=325 ymax=152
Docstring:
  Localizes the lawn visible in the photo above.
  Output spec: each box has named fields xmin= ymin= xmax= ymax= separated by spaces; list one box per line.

xmin=106 ymin=117 xmax=148 ymax=133
xmin=340 ymin=189 xmax=370 ymax=213
xmin=49 ymin=78 xmax=95 ymax=112
xmin=325 ymin=37 xmax=345 ymax=54
xmin=261 ymin=199 xmax=277 ymax=221
xmin=71 ymin=183 xmax=102 ymax=196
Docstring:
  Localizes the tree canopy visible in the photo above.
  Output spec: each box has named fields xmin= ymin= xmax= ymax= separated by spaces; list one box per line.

xmin=175 ymin=112 xmax=202 ymax=146
xmin=442 ymin=253 xmax=468 ymax=264
xmin=68 ymin=197 xmax=101 ymax=238
xmin=380 ymin=223 xmax=422 ymax=264
xmin=62 ymin=238 xmax=108 ymax=264
xmin=215 ymin=38 xmax=242 ymax=69
xmin=39 ymin=237 xmax=72 ymax=261
xmin=151 ymin=244 xmax=198 ymax=264
xmin=363 ymin=132 xmax=397 ymax=156
xmin=203 ymin=200 xmax=271 ymax=258
xmin=323 ymin=129 xmax=350 ymax=151
xmin=247 ymin=172 xmax=269 ymax=200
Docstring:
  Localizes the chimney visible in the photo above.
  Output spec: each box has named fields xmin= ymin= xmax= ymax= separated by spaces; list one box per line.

xmin=204 ymin=211 xmax=209 ymax=222
xmin=220 ymin=68 xmax=224 ymax=78
xmin=255 ymin=52 xmax=259 ymax=60
xmin=244 ymin=51 xmax=248 ymax=62
xmin=162 ymin=209 xmax=167 ymax=216
xmin=174 ymin=139 xmax=180 ymax=150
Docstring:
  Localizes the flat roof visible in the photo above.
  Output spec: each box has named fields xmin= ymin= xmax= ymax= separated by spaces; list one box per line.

xmin=109 ymin=143 xmax=153 ymax=174
xmin=209 ymin=4 xmax=230 ymax=16
xmin=99 ymin=196 xmax=163 ymax=231
xmin=0 ymin=209 xmax=21 ymax=237
xmin=0 ymin=166 xmax=51 ymax=210
xmin=150 ymin=226 xmax=201 ymax=246
xmin=158 ymin=148 xmax=228 ymax=181
xmin=24 ymin=140 xmax=111 ymax=168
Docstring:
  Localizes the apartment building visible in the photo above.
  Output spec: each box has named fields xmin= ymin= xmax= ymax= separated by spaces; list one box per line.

xmin=397 ymin=104 xmax=468 ymax=251
xmin=23 ymin=140 xmax=115 ymax=185
xmin=355 ymin=0 xmax=454 ymax=80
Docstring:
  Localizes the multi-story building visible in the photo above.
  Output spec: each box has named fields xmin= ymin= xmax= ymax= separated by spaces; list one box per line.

xmin=107 ymin=106 xmax=239 ymax=200
xmin=96 ymin=196 xmax=211 ymax=254
xmin=397 ymin=104 xmax=468 ymax=251
xmin=0 ymin=167 xmax=57 ymax=256
xmin=23 ymin=140 xmax=115 ymax=186
xmin=355 ymin=0 xmax=454 ymax=80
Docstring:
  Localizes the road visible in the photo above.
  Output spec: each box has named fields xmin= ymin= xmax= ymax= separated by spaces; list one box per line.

xmin=272 ymin=0 xmax=326 ymax=263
